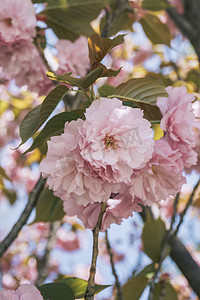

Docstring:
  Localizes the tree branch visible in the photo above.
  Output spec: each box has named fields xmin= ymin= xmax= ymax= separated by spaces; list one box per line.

xmin=169 ymin=235 xmax=200 ymax=297
xmin=165 ymin=0 xmax=200 ymax=62
xmin=105 ymin=230 xmax=124 ymax=300
xmin=148 ymin=193 xmax=180 ymax=300
xmin=85 ymin=202 xmax=107 ymax=300
xmin=36 ymin=221 xmax=60 ymax=286
xmin=140 ymin=182 xmax=200 ymax=298
xmin=173 ymin=179 xmax=200 ymax=236
xmin=0 ymin=176 xmax=46 ymax=258
xmin=101 ymin=0 xmax=130 ymax=38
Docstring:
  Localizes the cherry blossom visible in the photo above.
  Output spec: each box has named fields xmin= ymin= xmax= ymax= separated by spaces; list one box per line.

xmin=40 ymin=119 xmax=121 ymax=207
xmin=157 ymin=86 xmax=198 ymax=169
xmin=0 ymin=42 xmax=53 ymax=96
xmin=56 ymin=36 xmax=90 ymax=77
xmin=64 ymin=191 xmax=142 ymax=231
xmin=79 ymin=97 xmax=154 ymax=184
xmin=0 ymin=0 xmax=36 ymax=45
xmin=130 ymin=138 xmax=186 ymax=205
xmin=0 ymin=284 xmax=43 ymax=300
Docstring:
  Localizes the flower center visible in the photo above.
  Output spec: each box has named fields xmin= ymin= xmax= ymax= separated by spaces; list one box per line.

xmin=3 ymin=18 xmax=12 ymax=26
xmin=104 ymin=136 xmax=117 ymax=149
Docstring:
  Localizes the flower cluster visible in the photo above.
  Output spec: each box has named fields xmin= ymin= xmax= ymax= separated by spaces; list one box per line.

xmin=40 ymin=87 xmax=198 ymax=231
xmin=0 ymin=0 xmax=53 ymax=95
xmin=56 ymin=36 xmax=90 ymax=77
xmin=0 ymin=284 xmax=43 ymax=300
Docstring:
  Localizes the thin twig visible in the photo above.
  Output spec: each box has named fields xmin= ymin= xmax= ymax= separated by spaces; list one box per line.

xmin=105 ymin=230 xmax=124 ymax=300
xmin=101 ymin=0 xmax=129 ymax=38
xmin=0 ymin=176 xmax=46 ymax=258
xmin=85 ymin=202 xmax=107 ymax=300
xmin=148 ymin=193 xmax=180 ymax=300
xmin=36 ymin=221 xmax=60 ymax=286
xmin=173 ymin=179 xmax=200 ymax=236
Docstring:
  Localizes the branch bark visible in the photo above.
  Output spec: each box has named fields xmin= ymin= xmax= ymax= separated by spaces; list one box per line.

xmin=36 ymin=221 xmax=60 ymax=286
xmin=105 ymin=230 xmax=124 ymax=300
xmin=101 ymin=0 xmax=129 ymax=38
xmin=165 ymin=0 xmax=200 ymax=62
xmin=85 ymin=203 xmax=107 ymax=300
xmin=169 ymin=235 xmax=200 ymax=296
xmin=0 ymin=176 xmax=46 ymax=258
xmin=140 ymin=181 xmax=200 ymax=298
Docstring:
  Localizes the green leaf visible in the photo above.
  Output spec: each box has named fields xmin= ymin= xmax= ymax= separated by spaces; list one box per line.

xmin=32 ymin=188 xmax=65 ymax=223
xmin=0 ymin=166 xmax=10 ymax=181
xmin=135 ymin=263 xmax=155 ymax=278
xmin=3 ymin=188 xmax=17 ymax=205
xmin=47 ymin=68 xmax=103 ymax=89
xmin=119 ymin=264 xmax=155 ymax=300
xmin=19 ymin=105 xmax=41 ymax=146
xmin=38 ymin=282 xmax=75 ymax=300
xmin=110 ymin=77 xmax=167 ymax=121
xmin=142 ymin=217 xmax=168 ymax=262
xmin=41 ymin=0 xmax=111 ymax=40
xmin=98 ymin=84 xmax=115 ymax=97
xmin=60 ymin=277 xmax=111 ymax=299
xmin=88 ymin=34 xmax=125 ymax=65
xmin=140 ymin=13 xmax=172 ymax=46
xmin=121 ymin=277 xmax=148 ymax=300
xmin=153 ymin=282 xmax=178 ymax=300
xmin=37 ymin=85 xmax=69 ymax=131
xmin=24 ymin=110 xmax=84 ymax=154
xmin=142 ymin=0 xmax=170 ymax=11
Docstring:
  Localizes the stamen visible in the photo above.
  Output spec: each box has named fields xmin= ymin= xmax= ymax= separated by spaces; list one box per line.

xmin=104 ymin=136 xmax=117 ymax=149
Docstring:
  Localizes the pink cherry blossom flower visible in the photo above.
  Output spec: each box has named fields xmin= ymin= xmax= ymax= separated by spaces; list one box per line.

xmin=0 ymin=284 xmax=43 ymax=300
xmin=157 ymin=86 xmax=198 ymax=169
xmin=0 ymin=0 xmax=36 ymax=45
xmin=0 ymin=42 xmax=53 ymax=95
xmin=56 ymin=36 xmax=90 ymax=77
xmin=79 ymin=98 xmax=154 ymax=184
xmin=185 ymin=101 xmax=200 ymax=173
xmin=130 ymin=138 xmax=186 ymax=205
xmin=63 ymin=190 xmax=142 ymax=231
xmin=56 ymin=228 xmax=80 ymax=251
xmin=40 ymin=119 xmax=121 ymax=207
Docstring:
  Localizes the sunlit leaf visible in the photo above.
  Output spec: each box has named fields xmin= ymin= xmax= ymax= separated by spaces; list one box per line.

xmin=142 ymin=0 xmax=170 ymax=11
xmin=32 ymin=188 xmax=65 ymax=223
xmin=19 ymin=105 xmax=41 ymax=147
xmin=25 ymin=149 xmax=42 ymax=165
xmin=11 ymin=96 xmax=32 ymax=110
xmin=110 ymin=77 xmax=167 ymax=121
xmin=36 ymin=85 xmax=69 ymax=131
xmin=142 ymin=217 xmax=168 ymax=262
xmin=140 ymin=13 xmax=172 ymax=46
xmin=0 ymin=100 xmax=9 ymax=116
xmin=38 ymin=282 xmax=75 ymax=300
xmin=60 ymin=277 xmax=111 ymax=299
xmin=88 ymin=34 xmax=125 ymax=66
xmin=153 ymin=124 xmax=164 ymax=140
xmin=47 ymin=68 xmax=103 ymax=89
xmin=24 ymin=110 xmax=84 ymax=154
